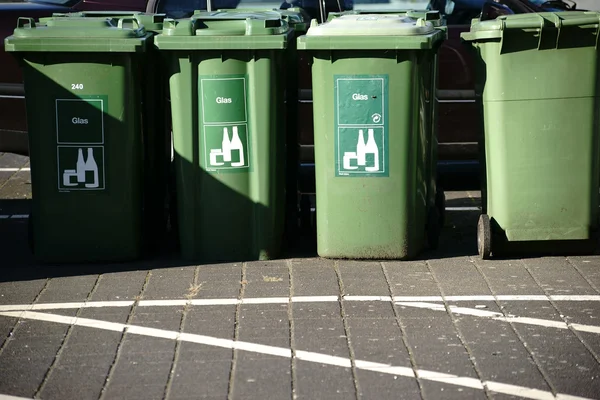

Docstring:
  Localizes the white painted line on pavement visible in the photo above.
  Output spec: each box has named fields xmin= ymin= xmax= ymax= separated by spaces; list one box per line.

xmin=484 ymin=382 xmax=562 ymax=400
xmin=418 ymin=370 xmax=485 ymax=390
xmin=0 ymin=215 xmax=29 ymax=220
xmin=445 ymin=206 xmax=480 ymax=211
xmin=0 ymin=310 xmax=591 ymax=400
xmin=344 ymin=296 xmax=393 ymax=302
xmin=242 ymin=296 xmax=290 ymax=305
xmin=139 ymin=299 xmax=188 ymax=307
xmin=390 ymin=296 xmax=445 ymax=302
xmin=189 ymin=299 xmax=238 ymax=306
xmin=296 ymin=351 xmax=352 ymax=368
xmin=0 ymin=300 xmax=134 ymax=312
xmin=2 ymin=295 xmax=600 ymax=312
xmin=565 ymin=323 xmax=600 ymax=335
xmin=0 ymin=168 xmax=30 ymax=172
xmin=396 ymin=302 xmax=600 ymax=335
xmin=0 ymin=395 xmax=35 ymax=400
xmin=291 ymin=295 xmax=340 ymax=303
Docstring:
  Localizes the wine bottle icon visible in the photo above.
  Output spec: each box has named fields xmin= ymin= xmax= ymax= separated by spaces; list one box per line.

xmin=230 ymin=126 xmax=245 ymax=167
xmin=364 ymin=129 xmax=379 ymax=172
xmin=209 ymin=126 xmax=245 ymax=168
xmin=62 ymin=147 xmax=99 ymax=188
xmin=222 ymin=127 xmax=231 ymax=162
xmin=356 ymin=129 xmax=366 ymax=166
xmin=84 ymin=148 xmax=99 ymax=188
xmin=342 ymin=129 xmax=379 ymax=172
xmin=76 ymin=148 xmax=86 ymax=183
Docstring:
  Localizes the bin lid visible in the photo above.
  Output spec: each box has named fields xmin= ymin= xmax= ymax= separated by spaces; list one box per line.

xmin=210 ymin=8 xmax=310 ymax=33
xmin=154 ymin=12 xmax=292 ymax=50
xmin=4 ymin=16 xmax=150 ymax=53
xmin=298 ymin=14 xmax=444 ymax=50
xmin=327 ymin=9 xmax=443 ymax=27
xmin=461 ymin=11 xmax=600 ymax=42
xmin=43 ymin=12 xmax=166 ymax=32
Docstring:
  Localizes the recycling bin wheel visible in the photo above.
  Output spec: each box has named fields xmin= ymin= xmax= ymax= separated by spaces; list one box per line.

xmin=478 ymin=214 xmax=492 ymax=259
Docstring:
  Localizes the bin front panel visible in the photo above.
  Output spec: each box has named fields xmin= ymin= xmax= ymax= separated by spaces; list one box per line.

xmin=484 ymin=94 xmax=599 ymax=242
xmin=169 ymin=50 xmax=285 ymax=261
xmin=23 ymin=53 xmax=143 ymax=262
xmin=25 ymin=12 xmax=170 ymax=252
xmin=301 ymin=13 xmax=444 ymax=259
xmin=463 ymin=12 xmax=600 ymax=242
xmin=312 ymin=51 xmax=427 ymax=259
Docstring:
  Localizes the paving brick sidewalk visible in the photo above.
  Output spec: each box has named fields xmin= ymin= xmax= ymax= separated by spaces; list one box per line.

xmin=0 ymin=156 xmax=599 ymax=400
xmin=1 ymin=255 xmax=599 ymax=400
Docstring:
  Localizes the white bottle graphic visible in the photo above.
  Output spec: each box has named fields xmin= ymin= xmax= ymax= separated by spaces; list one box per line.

xmin=342 ymin=129 xmax=380 ymax=172
xmin=62 ymin=147 xmax=100 ymax=188
xmin=63 ymin=169 xmax=78 ymax=186
xmin=364 ymin=129 xmax=380 ymax=172
xmin=84 ymin=147 xmax=99 ymax=188
xmin=356 ymin=130 xmax=366 ymax=166
xmin=343 ymin=151 xmax=358 ymax=170
xmin=76 ymin=148 xmax=86 ymax=183
xmin=222 ymin=127 xmax=232 ymax=162
xmin=230 ymin=126 xmax=245 ymax=167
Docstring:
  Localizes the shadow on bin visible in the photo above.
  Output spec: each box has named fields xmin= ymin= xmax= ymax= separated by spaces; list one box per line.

xmin=164 ymin=49 xmax=287 ymax=263
xmin=10 ymin=48 xmax=169 ymax=264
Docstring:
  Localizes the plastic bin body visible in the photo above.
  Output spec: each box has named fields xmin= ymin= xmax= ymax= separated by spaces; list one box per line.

xmin=298 ymin=15 xmax=445 ymax=259
xmin=200 ymin=8 xmax=310 ymax=240
xmin=155 ymin=15 xmax=291 ymax=261
xmin=42 ymin=11 xmax=171 ymax=253
xmin=327 ymin=9 xmax=447 ymax=222
xmin=462 ymin=12 xmax=600 ymax=244
xmin=5 ymin=16 xmax=150 ymax=262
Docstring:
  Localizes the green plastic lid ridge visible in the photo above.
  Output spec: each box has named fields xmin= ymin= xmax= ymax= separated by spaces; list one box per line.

xmin=461 ymin=11 xmax=600 ymax=42
xmin=307 ymin=14 xmax=435 ymax=36
xmin=43 ymin=12 xmax=166 ymax=32
xmin=160 ymin=14 xmax=289 ymax=36
xmin=5 ymin=16 xmax=150 ymax=53
xmin=11 ymin=16 xmax=147 ymax=38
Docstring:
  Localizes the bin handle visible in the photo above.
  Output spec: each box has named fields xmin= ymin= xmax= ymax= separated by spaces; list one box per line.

xmin=500 ymin=13 xmax=551 ymax=53
xmin=117 ymin=17 xmax=140 ymax=30
xmin=499 ymin=14 xmax=544 ymax=54
xmin=501 ymin=12 xmax=600 ymax=52
xmin=17 ymin=17 xmax=36 ymax=29
xmin=552 ymin=12 xmax=600 ymax=50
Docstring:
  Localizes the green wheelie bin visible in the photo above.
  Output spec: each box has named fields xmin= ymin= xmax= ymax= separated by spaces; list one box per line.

xmin=298 ymin=14 xmax=445 ymax=259
xmin=5 ymin=16 xmax=153 ymax=263
xmin=39 ymin=11 xmax=172 ymax=254
xmin=195 ymin=8 xmax=310 ymax=242
xmin=327 ymin=9 xmax=448 ymax=227
xmin=155 ymin=13 xmax=292 ymax=262
xmin=462 ymin=12 xmax=600 ymax=259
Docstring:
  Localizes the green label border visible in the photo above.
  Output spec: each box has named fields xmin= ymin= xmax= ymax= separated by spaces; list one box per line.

xmin=55 ymin=95 xmax=108 ymax=192
xmin=334 ymin=74 xmax=389 ymax=178
xmin=199 ymin=74 xmax=252 ymax=174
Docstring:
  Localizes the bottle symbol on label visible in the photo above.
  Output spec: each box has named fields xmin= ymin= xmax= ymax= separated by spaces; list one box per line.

xmin=342 ymin=129 xmax=380 ymax=172
xmin=209 ymin=126 xmax=245 ymax=168
xmin=62 ymin=147 xmax=99 ymax=188
xmin=222 ymin=128 xmax=231 ymax=163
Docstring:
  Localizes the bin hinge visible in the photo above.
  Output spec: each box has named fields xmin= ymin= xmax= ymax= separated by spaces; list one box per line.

xmin=17 ymin=17 xmax=36 ymax=29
